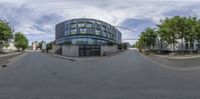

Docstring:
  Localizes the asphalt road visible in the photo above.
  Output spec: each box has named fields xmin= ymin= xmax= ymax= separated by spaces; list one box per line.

xmin=0 ymin=50 xmax=200 ymax=99
xmin=0 ymin=53 xmax=24 ymax=65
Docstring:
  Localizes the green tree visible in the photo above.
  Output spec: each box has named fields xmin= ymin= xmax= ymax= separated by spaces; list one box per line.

xmin=136 ymin=27 xmax=157 ymax=51
xmin=37 ymin=41 xmax=45 ymax=49
xmin=0 ymin=20 xmax=14 ymax=50
xmin=194 ymin=18 xmax=200 ymax=53
xmin=158 ymin=17 xmax=179 ymax=52
xmin=185 ymin=17 xmax=197 ymax=51
xmin=140 ymin=28 xmax=157 ymax=50
xmin=46 ymin=41 xmax=53 ymax=52
xmin=14 ymin=32 xmax=29 ymax=51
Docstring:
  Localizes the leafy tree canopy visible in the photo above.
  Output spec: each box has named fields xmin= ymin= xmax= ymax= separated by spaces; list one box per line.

xmin=14 ymin=32 xmax=29 ymax=51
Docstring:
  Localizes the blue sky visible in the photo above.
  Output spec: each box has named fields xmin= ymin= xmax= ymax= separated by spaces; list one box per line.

xmin=0 ymin=0 xmax=200 ymax=45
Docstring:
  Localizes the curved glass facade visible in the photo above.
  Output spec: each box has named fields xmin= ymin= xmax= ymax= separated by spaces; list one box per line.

xmin=55 ymin=18 xmax=122 ymax=45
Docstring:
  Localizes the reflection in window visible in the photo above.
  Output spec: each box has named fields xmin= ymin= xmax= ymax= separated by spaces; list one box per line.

xmin=89 ymin=20 xmax=96 ymax=23
xmin=101 ymin=40 xmax=107 ymax=45
xmin=78 ymin=23 xmax=85 ymax=27
xmin=107 ymin=33 xmax=111 ymax=38
xmin=102 ymin=32 xmax=107 ymax=37
xmin=80 ymin=28 xmax=87 ymax=34
xmin=72 ymin=39 xmax=77 ymax=44
xmin=82 ymin=38 xmax=89 ymax=44
xmin=72 ymin=20 xmax=77 ymax=23
xmin=102 ymin=26 xmax=106 ymax=31
xmin=97 ymin=21 xmax=101 ymax=25
xmin=96 ymin=40 xmax=101 ymax=45
xmin=86 ymin=23 xmax=92 ymax=27
xmin=111 ymin=34 xmax=114 ymax=39
xmin=64 ymin=31 xmax=68 ymax=36
xmin=71 ymin=24 xmax=77 ymax=28
xmin=70 ymin=29 xmax=77 ymax=34
xmin=107 ymin=25 xmax=111 ymax=29
xmin=76 ymin=38 xmax=82 ymax=45
xmin=95 ymin=29 xmax=101 ymax=35
xmin=91 ymin=39 xmax=96 ymax=45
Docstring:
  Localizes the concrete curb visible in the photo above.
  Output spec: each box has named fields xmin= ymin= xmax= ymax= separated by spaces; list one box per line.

xmin=151 ymin=54 xmax=200 ymax=60
xmin=0 ymin=52 xmax=26 ymax=70
xmin=45 ymin=50 xmax=126 ymax=61
xmin=142 ymin=54 xmax=200 ymax=71
xmin=0 ymin=52 xmax=23 ymax=58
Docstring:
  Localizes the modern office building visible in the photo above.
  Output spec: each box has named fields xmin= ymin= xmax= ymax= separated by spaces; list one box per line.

xmin=54 ymin=18 xmax=122 ymax=56
xmin=55 ymin=18 xmax=122 ymax=45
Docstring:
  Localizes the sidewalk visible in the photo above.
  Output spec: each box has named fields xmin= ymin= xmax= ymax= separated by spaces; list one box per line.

xmin=152 ymin=54 xmax=200 ymax=59
xmin=145 ymin=54 xmax=200 ymax=70
xmin=46 ymin=50 xmax=125 ymax=61
xmin=0 ymin=52 xmax=22 ymax=58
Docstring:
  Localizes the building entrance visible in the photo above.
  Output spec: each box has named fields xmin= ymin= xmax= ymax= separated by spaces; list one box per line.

xmin=79 ymin=45 xmax=100 ymax=56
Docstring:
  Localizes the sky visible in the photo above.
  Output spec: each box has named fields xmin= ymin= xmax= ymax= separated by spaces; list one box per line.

xmin=0 ymin=0 xmax=200 ymax=45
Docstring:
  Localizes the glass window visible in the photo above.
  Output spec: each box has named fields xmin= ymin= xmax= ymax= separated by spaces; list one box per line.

xmin=102 ymin=32 xmax=107 ymax=37
xmin=113 ymin=35 xmax=116 ymax=40
xmin=64 ymin=31 xmax=68 ymax=36
xmin=70 ymin=29 xmax=77 ymax=34
xmin=107 ymin=25 xmax=111 ymax=29
xmin=82 ymin=38 xmax=89 ymax=44
xmin=96 ymin=40 xmax=101 ymax=45
xmin=78 ymin=23 xmax=85 ymax=27
xmin=80 ymin=28 xmax=87 ymax=34
xmin=71 ymin=23 xmax=77 ymax=28
xmin=102 ymin=26 xmax=106 ymax=31
xmin=91 ymin=39 xmax=96 ymax=45
xmin=72 ymin=39 xmax=77 ymax=44
xmin=76 ymin=38 xmax=82 ymax=44
xmin=72 ymin=20 xmax=77 ymax=23
xmin=65 ymin=22 xmax=68 ymax=28
xmin=97 ymin=21 xmax=101 ymax=25
xmin=95 ymin=29 xmax=101 ymax=35
xmin=89 ymin=20 xmax=96 ymax=23
xmin=107 ymin=33 xmax=111 ymax=38
xmin=111 ymin=34 xmax=114 ymax=39
xmin=86 ymin=23 xmax=92 ymax=27
xmin=101 ymin=40 xmax=107 ymax=45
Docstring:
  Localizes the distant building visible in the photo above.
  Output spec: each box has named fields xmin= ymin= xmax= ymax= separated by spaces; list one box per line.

xmin=32 ymin=41 xmax=39 ymax=50
xmin=153 ymin=37 xmax=198 ymax=52
xmin=2 ymin=39 xmax=17 ymax=52
xmin=41 ymin=41 xmax=47 ymax=50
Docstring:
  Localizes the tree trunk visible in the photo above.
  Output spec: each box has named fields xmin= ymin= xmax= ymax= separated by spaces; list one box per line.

xmin=148 ymin=45 xmax=151 ymax=53
xmin=172 ymin=36 xmax=175 ymax=54
xmin=190 ymin=40 xmax=193 ymax=55
xmin=172 ymin=42 xmax=175 ymax=55
xmin=0 ymin=41 xmax=2 ymax=53
xmin=181 ymin=38 xmax=184 ymax=55
xmin=198 ymin=40 xmax=200 ymax=55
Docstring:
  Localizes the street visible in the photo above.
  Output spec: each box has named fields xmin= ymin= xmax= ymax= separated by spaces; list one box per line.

xmin=0 ymin=50 xmax=200 ymax=99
